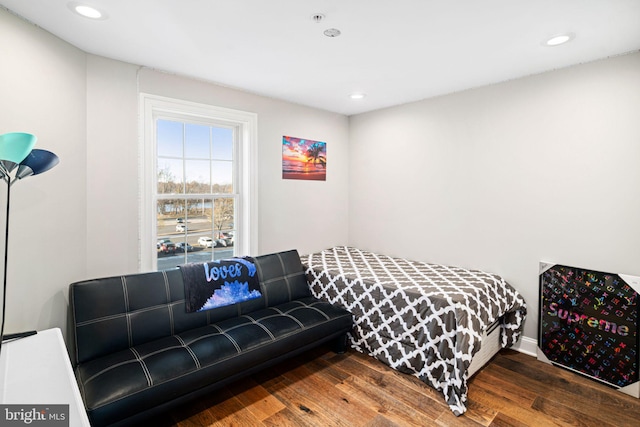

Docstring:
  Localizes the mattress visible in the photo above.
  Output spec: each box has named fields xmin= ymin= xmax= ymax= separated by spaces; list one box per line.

xmin=304 ymin=246 xmax=527 ymax=415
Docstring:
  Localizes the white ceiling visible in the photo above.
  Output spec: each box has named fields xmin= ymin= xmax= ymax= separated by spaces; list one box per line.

xmin=2 ymin=0 xmax=639 ymax=116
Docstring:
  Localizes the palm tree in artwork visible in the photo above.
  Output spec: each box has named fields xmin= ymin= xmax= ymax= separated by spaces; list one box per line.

xmin=306 ymin=142 xmax=326 ymax=168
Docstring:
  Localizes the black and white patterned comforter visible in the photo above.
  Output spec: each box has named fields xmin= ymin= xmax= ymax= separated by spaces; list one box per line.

xmin=303 ymin=246 xmax=527 ymax=415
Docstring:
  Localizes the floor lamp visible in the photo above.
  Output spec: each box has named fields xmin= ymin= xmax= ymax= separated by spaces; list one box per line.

xmin=0 ymin=132 xmax=59 ymax=356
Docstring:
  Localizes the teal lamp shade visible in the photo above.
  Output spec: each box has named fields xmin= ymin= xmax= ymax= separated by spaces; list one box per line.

xmin=15 ymin=149 xmax=60 ymax=180
xmin=0 ymin=132 xmax=37 ymax=173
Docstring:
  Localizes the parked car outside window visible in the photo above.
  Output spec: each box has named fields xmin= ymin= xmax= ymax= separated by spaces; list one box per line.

xmin=197 ymin=236 xmax=215 ymax=248
xmin=176 ymin=242 xmax=193 ymax=252
xmin=220 ymin=232 xmax=234 ymax=246
xmin=157 ymin=239 xmax=176 ymax=254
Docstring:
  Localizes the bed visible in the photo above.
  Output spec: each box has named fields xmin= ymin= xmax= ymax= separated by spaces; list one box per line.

xmin=303 ymin=246 xmax=527 ymax=415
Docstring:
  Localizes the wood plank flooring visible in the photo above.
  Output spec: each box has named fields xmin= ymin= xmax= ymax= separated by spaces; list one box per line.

xmin=151 ymin=346 xmax=640 ymax=426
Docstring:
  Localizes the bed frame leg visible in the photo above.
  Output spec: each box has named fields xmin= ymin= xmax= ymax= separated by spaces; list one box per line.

xmin=332 ymin=333 xmax=349 ymax=354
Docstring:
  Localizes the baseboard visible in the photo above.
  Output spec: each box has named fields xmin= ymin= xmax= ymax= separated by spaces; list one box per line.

xmin=511 ymin=336 xmax=537 ymax=357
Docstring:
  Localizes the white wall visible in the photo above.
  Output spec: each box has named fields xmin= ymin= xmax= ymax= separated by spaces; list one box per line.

xmin=85 ymin=62 xmax=350 ymax=278
xmin=86 ymin=55 xmax=140 ymax=277
xmin=0 ymin=9 xmax=87 ymax=336
xmin=136 ymin=69 xmax=350 ymax=257
xmin=4 ymin=5 xmax=638 ymax=347
xmin=348 ymin=52 xmax=640 ymax=340
xmin=0 ymin=8 xmax=350 ymax=340
xmin=86 ymin=66 xmax=350 ymax=273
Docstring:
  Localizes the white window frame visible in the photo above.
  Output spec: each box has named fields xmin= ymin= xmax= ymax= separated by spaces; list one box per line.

xmin=139 ymin=93 xmax=258 ymax=271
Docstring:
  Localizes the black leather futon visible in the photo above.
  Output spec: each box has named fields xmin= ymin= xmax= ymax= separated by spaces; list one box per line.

xmin=69 ymin=249 xmax=352 ymax=426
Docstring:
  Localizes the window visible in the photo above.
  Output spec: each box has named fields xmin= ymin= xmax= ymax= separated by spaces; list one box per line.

xmin=140 ymin=94 xmax=257 ymax=271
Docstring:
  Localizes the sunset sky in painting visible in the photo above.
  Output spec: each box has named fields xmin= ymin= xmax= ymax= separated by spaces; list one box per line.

xmin=282 ymin=136 xmax=318 ymax=162
xmin=282 ymin=135 xmax=327 ymax=180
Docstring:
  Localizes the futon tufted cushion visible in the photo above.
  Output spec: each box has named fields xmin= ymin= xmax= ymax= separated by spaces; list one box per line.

xmin=71 ymin=250 xmax=314 ymax=365
xmin=76 ymin=297 xmax=350 ymax=426
xmin=69 ymin=250 xmax=353 ymax=427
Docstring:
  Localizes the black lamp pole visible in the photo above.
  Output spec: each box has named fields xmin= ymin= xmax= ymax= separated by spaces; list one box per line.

xmin=0 ymin=178 xmax=9 ymax=355
xmin=0 ymin=136 xmax=59 ymax=356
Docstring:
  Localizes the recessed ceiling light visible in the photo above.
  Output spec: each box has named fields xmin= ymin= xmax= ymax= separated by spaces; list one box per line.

xmin=543 ymin=33 xmax=575 ymax=47
xmin=68 ymin=2 xmax=107 ymax=20
xmin=349 ymin=93 xmax=366 ymax=100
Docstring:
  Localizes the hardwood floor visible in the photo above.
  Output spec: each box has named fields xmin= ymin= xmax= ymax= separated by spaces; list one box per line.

xmin=153 ymin=346 xmax=640 ymax=426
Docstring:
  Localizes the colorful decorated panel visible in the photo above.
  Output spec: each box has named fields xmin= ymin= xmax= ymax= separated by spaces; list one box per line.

xmin=539 ymin=263 xmax=639 ymax=391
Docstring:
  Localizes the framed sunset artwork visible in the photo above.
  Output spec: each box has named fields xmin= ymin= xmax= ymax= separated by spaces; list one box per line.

xmin=282 ymin=135 xmax=326 ymax=181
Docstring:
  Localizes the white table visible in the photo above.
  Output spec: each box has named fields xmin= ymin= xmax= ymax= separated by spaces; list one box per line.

xmin=0 ymin=328 xmax=91 ymax=426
